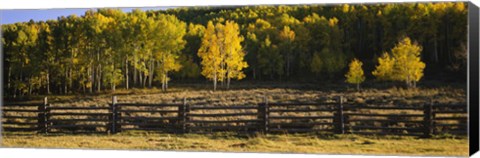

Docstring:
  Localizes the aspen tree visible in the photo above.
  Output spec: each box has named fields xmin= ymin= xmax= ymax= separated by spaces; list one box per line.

xmin=198 ymin=21 xmax=222 ymax=91
xmin=279 ymin=26 xmax=295 ymax=78
xmin=372 ymin=37 xmax=425 ymax=88
xmin=391 ymin=37 xmax=425 ymax=88
xmin=152 ymin=14 xmax=186 ymax=91
xmin=223 ymin=21 xmax=247 ymax=89
xmin=198 ymin=20 xmax=247 ymax=90
xmin=345 ymin=58 xmax=365 ymax=91
xmin=372 ymin=52 xmax=395 ymax=81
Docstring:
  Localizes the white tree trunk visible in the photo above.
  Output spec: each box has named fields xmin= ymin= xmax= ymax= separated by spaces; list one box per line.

xmin=46 ymin=70 xmax=50 ymax=94
xmin=125 ymin=56 xmax=129 ymax=90
xmin=148 ymin=60 xmax=154 ymax=88
xmin=213 ymin=74 xmax=217 ymax=91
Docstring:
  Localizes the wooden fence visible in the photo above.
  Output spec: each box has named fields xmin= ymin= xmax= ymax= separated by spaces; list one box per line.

xmin=1 ymin=96 xmax=467 ymax=137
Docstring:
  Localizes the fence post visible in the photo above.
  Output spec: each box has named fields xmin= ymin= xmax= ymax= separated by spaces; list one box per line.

xmin=110 ymin=96 xmax=117 ymax=134
xmin=335 ymin=96 xmax=345 ymax=134
xmin=180 ymin=97 xmax=188 ymax=134
xmin=423 ymin=100 xmax=433 ymax=138
xmin=257 ymin=101 xmax=264 ymax=133
xmin=260 ymin=96 xmax=269 ymax=134
xmin=115 ymin=97 xmax=122 ymax=133
xmin=37 ymin=97 xmax=48 ymax=134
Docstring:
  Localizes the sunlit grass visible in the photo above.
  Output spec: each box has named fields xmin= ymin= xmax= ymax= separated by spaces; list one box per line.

xmin=10 ymin=84 xmax=465 ymax=107
xmin=2 ymin=84 xmax=467 ymax=156
xmin=1 ymin=132 xmax=468 ymax=156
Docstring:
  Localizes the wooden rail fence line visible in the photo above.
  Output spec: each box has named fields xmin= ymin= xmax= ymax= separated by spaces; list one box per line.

xmin=1 ymin=96 xmax=467 ymax=137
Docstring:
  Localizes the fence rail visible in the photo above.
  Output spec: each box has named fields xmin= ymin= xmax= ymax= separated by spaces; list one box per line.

xmin=1 ymin=96 xmax=467 ymax=137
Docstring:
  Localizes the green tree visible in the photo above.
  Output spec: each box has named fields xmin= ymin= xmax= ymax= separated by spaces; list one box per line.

xmin=310 ymin=52 xmax=323 ymax=75
xmin=101 ymin=9 xmax=126 ymax=91
xmin=175 ymin=55 xmax=201 ymax=79
xmin=257 ymin=35 xmax=283 ymax=79
xmin=12 ymin=22 xmax=39 ymax=95
xmin=0 ymin=4 xmax=467 ymax=95
xmin=177 ymin=23 xmax=205 ymax=80
xmin=279 ymin=26 xmax=295 ymax=78
xmin=244 ymin=19 xmax=277 ymax=80
xmin=152 ymin=14 xmax=187 ymax=91
xmin=84 ymin=11 xmax=115 ymax=92
xmin=304 ymin=14 xmax=346 ymax=79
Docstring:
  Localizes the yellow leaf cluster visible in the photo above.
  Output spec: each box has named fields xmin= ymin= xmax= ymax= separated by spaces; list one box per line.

xmin=198 ymin=21 xmax=222 ymax=81
xmin=279 ymin=26 xmax=295 ymax=42
xmin=345 ymin=58 xmax=365 ymax=85
xmin=198 ymin=20 xmax=248 ymax=82
xmin=372 ymin=37 xmax=426 ymax=87
xmin=372 ymin=53 xmax=395 ymax=81
xmin=224 ymin=21 xmax=248 ymax=80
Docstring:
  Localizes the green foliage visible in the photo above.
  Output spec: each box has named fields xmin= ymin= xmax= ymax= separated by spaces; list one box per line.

xmin=304 ymin=13 xmax=346 ymax=79
xmin=152 ymin=13 xmax=187 ymax=91
xmin=103 ymin=64 xmax=124 ymax=90
xmin=175 ymin=55 xmax=201 ymax=79
xmin=257 ymin=36 xmax=283 ymax=79
xmin=1 ymin=3 xmax=467 ymax=95
xmin=279 ymin=26 xmax=295 ymax=77
xmin=310 ymin=53 xmax=323 ymax=74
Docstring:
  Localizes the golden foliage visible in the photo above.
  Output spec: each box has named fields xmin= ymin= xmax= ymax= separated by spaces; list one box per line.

xmin=345 ymin=58 xmax=365 ymax=88
xmin=372 ymin=37 xmax=426 ymax=87
xmin=372 ymin=52 xmax=395 ymax=81
xmin=198 ymin=20 xmax=248 ymax=89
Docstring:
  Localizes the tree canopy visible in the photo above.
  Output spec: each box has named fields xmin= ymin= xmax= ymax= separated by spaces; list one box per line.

xmin=1 ymin=2 xmax=467 ymax=95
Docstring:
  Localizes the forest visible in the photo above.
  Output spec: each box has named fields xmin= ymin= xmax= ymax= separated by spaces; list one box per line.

xmin=1 ymin=2 xmax=468 ymax=96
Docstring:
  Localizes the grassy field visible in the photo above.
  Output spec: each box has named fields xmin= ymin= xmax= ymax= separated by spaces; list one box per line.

xmin=8 ymin=83 xmax=466 ymax=106
xmin=1 ymin=132 xmax=468 ymax=156
xmin=2 ymin=83 xmax=468 ymax=156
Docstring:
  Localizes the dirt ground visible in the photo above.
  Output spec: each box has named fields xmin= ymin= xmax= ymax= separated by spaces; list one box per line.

xmin=17 ymin=83 xmax=465 ymax=107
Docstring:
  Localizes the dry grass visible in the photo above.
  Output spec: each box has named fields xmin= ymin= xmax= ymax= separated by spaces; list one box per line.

xmin=13 ymin=84 xmax=464 ymax=106
xmin=1 ymin=84 xmax=468 ymax=156
xmin=0 ymin=132 xmax=468 ymax=156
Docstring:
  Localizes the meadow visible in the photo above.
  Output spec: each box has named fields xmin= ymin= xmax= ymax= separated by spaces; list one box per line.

xmin=9 ymin=81 xmax=465 ymax=106
xmin=1 ymin=83 xmax=468 ymax=156
xmin=1 ymin=3 xmax=469 ymax=156
xmin=1 ymin=132 xmax=468 ymax=156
